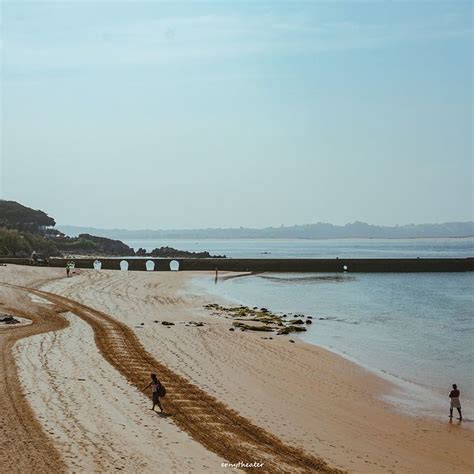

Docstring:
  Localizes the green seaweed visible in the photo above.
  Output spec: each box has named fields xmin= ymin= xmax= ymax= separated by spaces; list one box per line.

xmin=205 ymin=303 xmax=311 ymax=335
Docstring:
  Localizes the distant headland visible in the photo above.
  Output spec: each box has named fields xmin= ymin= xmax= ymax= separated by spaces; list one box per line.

xmin=0 ymin=200 xmax=224 ymax=258
xmin=1 ymin=199 xmax=472 ymax=260
xmin=59 ymin=221 xmax=474 ymax=241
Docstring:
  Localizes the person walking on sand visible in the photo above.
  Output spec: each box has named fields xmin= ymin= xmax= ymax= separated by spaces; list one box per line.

xmin=449 ymin=384 xmax=462 ymax=420
xmin=143 ymin=373 xmax=165 ymax=413
xmin=66 ymin=262 xmax=70 ymax=277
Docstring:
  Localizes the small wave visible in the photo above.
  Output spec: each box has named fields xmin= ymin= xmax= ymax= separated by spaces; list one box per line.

xmin=317 ymin=316 xmax=360 ymax=325
xmin=258 ymin=275 xmax=355 ymax=284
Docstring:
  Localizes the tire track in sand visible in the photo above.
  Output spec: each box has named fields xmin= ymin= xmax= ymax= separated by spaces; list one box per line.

xmin=0 ymin=300 xmax=67 ymax=474
xmin=2 ymin=282 xmax=342 ymax=474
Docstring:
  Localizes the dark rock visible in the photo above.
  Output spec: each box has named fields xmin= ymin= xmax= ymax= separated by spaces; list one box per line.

xmin=149 ymin=246 xmax=225 ymax=259
xmin=232 ymin=321 xmax=274 ymax=332
xmin=291 ymin=325 xmax=307 ymax=332
xmin=161 ymin=321 xmax=175 ymax=326
xmin=305 ymin=320 xmax=312 ymax=324
xmin=276 ymin=325 xmax=307 ymax=335
xmin=307 ymin=316 xmax=313 ymax=319
xmin=229 ymin=327 xmax=235 ymax=331
xmin=58 ymin=233 xmax=135 ymax=256
xmin=288 ymin=319 xmax=305 ymax=325
xmin=289 ymin=339 xmax=295 ymax=343
xmin=0 ymin=315 xmax=20 ymax=324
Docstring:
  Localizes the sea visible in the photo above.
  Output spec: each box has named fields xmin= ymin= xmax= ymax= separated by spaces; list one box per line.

xmin=124 ymin=237 xmax=474 ymax=419
xmin=123 ymin=236 xmax=474 ymax=259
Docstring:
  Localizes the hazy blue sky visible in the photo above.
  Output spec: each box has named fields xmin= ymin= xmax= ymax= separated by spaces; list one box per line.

xmin=1 ymin=1 xmax=472 ymax=229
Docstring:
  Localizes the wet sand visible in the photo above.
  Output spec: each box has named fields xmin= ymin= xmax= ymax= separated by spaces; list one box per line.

xmin=1 ymin=265 xmax=473 ymax=473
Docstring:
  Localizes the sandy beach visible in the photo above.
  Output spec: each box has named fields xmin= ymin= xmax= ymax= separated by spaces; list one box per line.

xmin=0 ymin=265 xmax=473 ymax=473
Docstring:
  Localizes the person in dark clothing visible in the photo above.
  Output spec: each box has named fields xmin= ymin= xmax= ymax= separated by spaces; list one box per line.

xmin=449 ymin=384 xmax=462 ymax=420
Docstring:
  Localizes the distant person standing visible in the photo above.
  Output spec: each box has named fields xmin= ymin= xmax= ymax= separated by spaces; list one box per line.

xmin=66 ymin=262 xmax=70 ymax=277
xmin=449 ymin=384 xmax=462 ymax=420
xmin=215 ymin=268 xmax=218 ymax=284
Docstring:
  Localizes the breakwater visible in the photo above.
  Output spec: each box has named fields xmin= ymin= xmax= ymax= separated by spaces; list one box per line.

xmin=0 ymin=258 xmax=472 ymax=272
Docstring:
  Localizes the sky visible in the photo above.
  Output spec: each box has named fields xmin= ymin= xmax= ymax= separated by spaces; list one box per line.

xmin=0 ymin=1 xmax=472 ymax=229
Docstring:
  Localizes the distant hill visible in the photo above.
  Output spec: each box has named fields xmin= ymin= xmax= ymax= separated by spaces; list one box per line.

xmin=58 ymin=221 xmax=474 ymax=240
xmin=0 ymin=200 xmax=134 ymax=257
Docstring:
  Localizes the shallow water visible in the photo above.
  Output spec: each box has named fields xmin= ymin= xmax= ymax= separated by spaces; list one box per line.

xmin=195 ymin=271 xmax=474 ymax=419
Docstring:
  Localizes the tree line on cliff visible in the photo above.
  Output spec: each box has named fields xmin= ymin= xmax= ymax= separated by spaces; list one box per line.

xmin=0 ymin=200 xmax=134 ymax=257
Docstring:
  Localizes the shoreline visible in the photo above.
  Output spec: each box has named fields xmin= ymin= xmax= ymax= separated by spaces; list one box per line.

xmin=194 ymin=271 xmax=474 ymax=421
xmin=2 ymin=266 xmax=474 ymax=473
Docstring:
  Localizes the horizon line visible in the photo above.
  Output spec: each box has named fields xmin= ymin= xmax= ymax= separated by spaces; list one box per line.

xmin=57 ymin=220 xmax=474 ymax=233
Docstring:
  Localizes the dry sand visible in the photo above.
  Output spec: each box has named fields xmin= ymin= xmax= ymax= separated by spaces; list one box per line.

xmin=1 ymin=265 xmax=473 ymax=473
xmin=0 ymin=266 xmax=67 ymax=473
xmin=14 ymin=312 xmax=224 ymax=473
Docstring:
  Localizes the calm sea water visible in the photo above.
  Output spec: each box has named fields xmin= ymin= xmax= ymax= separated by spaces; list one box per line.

xmin=183 ymin=238 xmax=474 ymax=419
xmin=195 ymin=272 xmax=474 ymax=419
xmin=123 ymin=237 xmax=474 ymax=259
